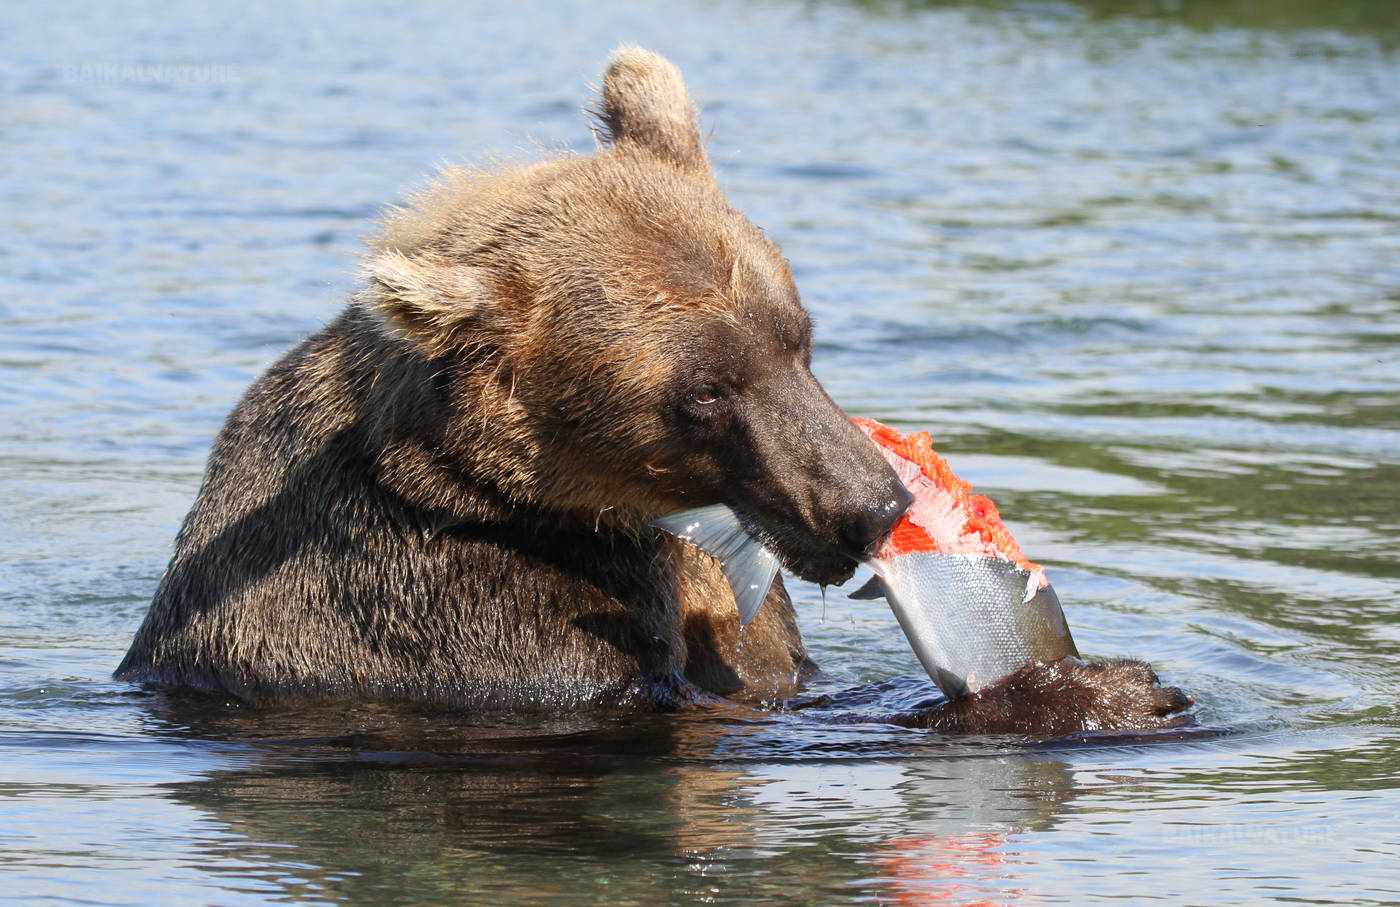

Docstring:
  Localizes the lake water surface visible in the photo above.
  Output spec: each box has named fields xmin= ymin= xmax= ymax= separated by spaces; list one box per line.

xmin=3 ymin=1 xmax=1399 ymax=903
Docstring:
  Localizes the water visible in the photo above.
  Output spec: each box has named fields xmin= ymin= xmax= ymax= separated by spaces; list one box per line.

xmin=3 ymin=0 xmax=1398 ymax=903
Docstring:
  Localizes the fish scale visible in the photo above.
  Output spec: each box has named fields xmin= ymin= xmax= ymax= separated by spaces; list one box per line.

xmin=855 ymin=552 xmax=1077 ymax=699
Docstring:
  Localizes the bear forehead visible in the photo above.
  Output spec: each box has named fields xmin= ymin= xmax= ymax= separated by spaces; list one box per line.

xmin=660 ymin=292 xmax=813 ymax=384
xmin=372 ymin=143 xmax=813 ymax=361
xmin=501 ymin=156 xmax=806 ymax=326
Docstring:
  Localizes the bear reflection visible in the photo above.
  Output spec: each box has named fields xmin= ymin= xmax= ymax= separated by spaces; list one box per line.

xmin=153 ymin=694 xmax=1079 ymax=904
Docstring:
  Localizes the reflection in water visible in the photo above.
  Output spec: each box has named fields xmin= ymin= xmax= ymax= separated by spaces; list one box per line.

xmin=150 ymin=694 xmax=1082 ymax=904
xmin=884 ymin=0 xmax=1400 ymax=41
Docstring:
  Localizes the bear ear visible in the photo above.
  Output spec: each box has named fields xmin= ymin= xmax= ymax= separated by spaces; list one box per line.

xmin=596 ymin=46 xmax=708 ymax=173
xmin=365 ymin=250 xmax=497 ymax=351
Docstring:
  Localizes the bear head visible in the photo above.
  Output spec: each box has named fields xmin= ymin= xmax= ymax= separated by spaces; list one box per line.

xmin=361 ymin=47 xmax=910 ymax=586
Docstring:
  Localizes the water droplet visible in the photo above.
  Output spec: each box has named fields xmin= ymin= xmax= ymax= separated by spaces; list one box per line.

xmin=820 ymin=584 xmax=828 ymax=623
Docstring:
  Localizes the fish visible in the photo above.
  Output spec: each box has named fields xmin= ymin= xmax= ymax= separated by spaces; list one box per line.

xmin=847 ymin=418 xmax=1078 ymax=698
xmin=652 ymin=418 xmax=1078 ymax=699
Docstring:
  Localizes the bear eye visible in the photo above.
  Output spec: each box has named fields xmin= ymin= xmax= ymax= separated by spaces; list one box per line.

xmin=690 ymin=386 xmax=720 ymax=406
xmin=681 ymin=383 xmax=729 ymax=418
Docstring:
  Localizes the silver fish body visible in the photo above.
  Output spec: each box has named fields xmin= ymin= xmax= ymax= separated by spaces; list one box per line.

xmin=652 ymin=504 xmax=1078 ymax=700
xmin=854 ymin=553 xmax=1077 ymax=699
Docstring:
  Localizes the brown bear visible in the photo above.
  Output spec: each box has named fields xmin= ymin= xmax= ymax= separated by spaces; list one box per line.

xmin=117 ymin=47 xmax=1191 ymax=736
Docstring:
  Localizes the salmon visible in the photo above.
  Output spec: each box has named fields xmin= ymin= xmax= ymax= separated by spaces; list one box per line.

xmin=653 ymin=418 xmax=1078 ymax=699
xmin=848 ymin=418 xmax=1077 ymax=698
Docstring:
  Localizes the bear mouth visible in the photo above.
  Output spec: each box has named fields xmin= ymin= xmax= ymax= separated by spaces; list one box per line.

xmin=746 ymin=517 xmax=862 ymax=588
xmin=786 ymin=549 xmax=860 ymax=588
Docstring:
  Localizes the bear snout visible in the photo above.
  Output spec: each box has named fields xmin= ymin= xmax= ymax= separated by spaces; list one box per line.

xmin=836 ymin=480 xmax=914 ymax=557
xmin=723 ymin=373 xmax=915 ymax=583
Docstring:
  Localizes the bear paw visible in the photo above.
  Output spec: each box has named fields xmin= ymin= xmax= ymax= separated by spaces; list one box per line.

xmin=904 ymin=656 xmax=1195 ymax=738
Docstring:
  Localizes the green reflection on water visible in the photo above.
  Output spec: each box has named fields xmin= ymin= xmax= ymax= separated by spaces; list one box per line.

xmin=946 ymin=429 xmax=1399 ymax=664
xmin=854 ymin=0 xmax=1400 ymax=40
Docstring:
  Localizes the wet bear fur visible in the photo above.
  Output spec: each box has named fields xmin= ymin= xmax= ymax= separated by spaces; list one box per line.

xmin=117 ymin=48 xmax=1191 ymax=735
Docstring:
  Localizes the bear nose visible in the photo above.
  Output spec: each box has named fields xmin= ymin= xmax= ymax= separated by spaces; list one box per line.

xmin=840 ymin=481 xmax=914 ymax=557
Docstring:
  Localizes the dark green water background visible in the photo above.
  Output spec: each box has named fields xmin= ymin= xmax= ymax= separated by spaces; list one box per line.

xmin=2 ymin=1 xmax=1397 ymax=903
